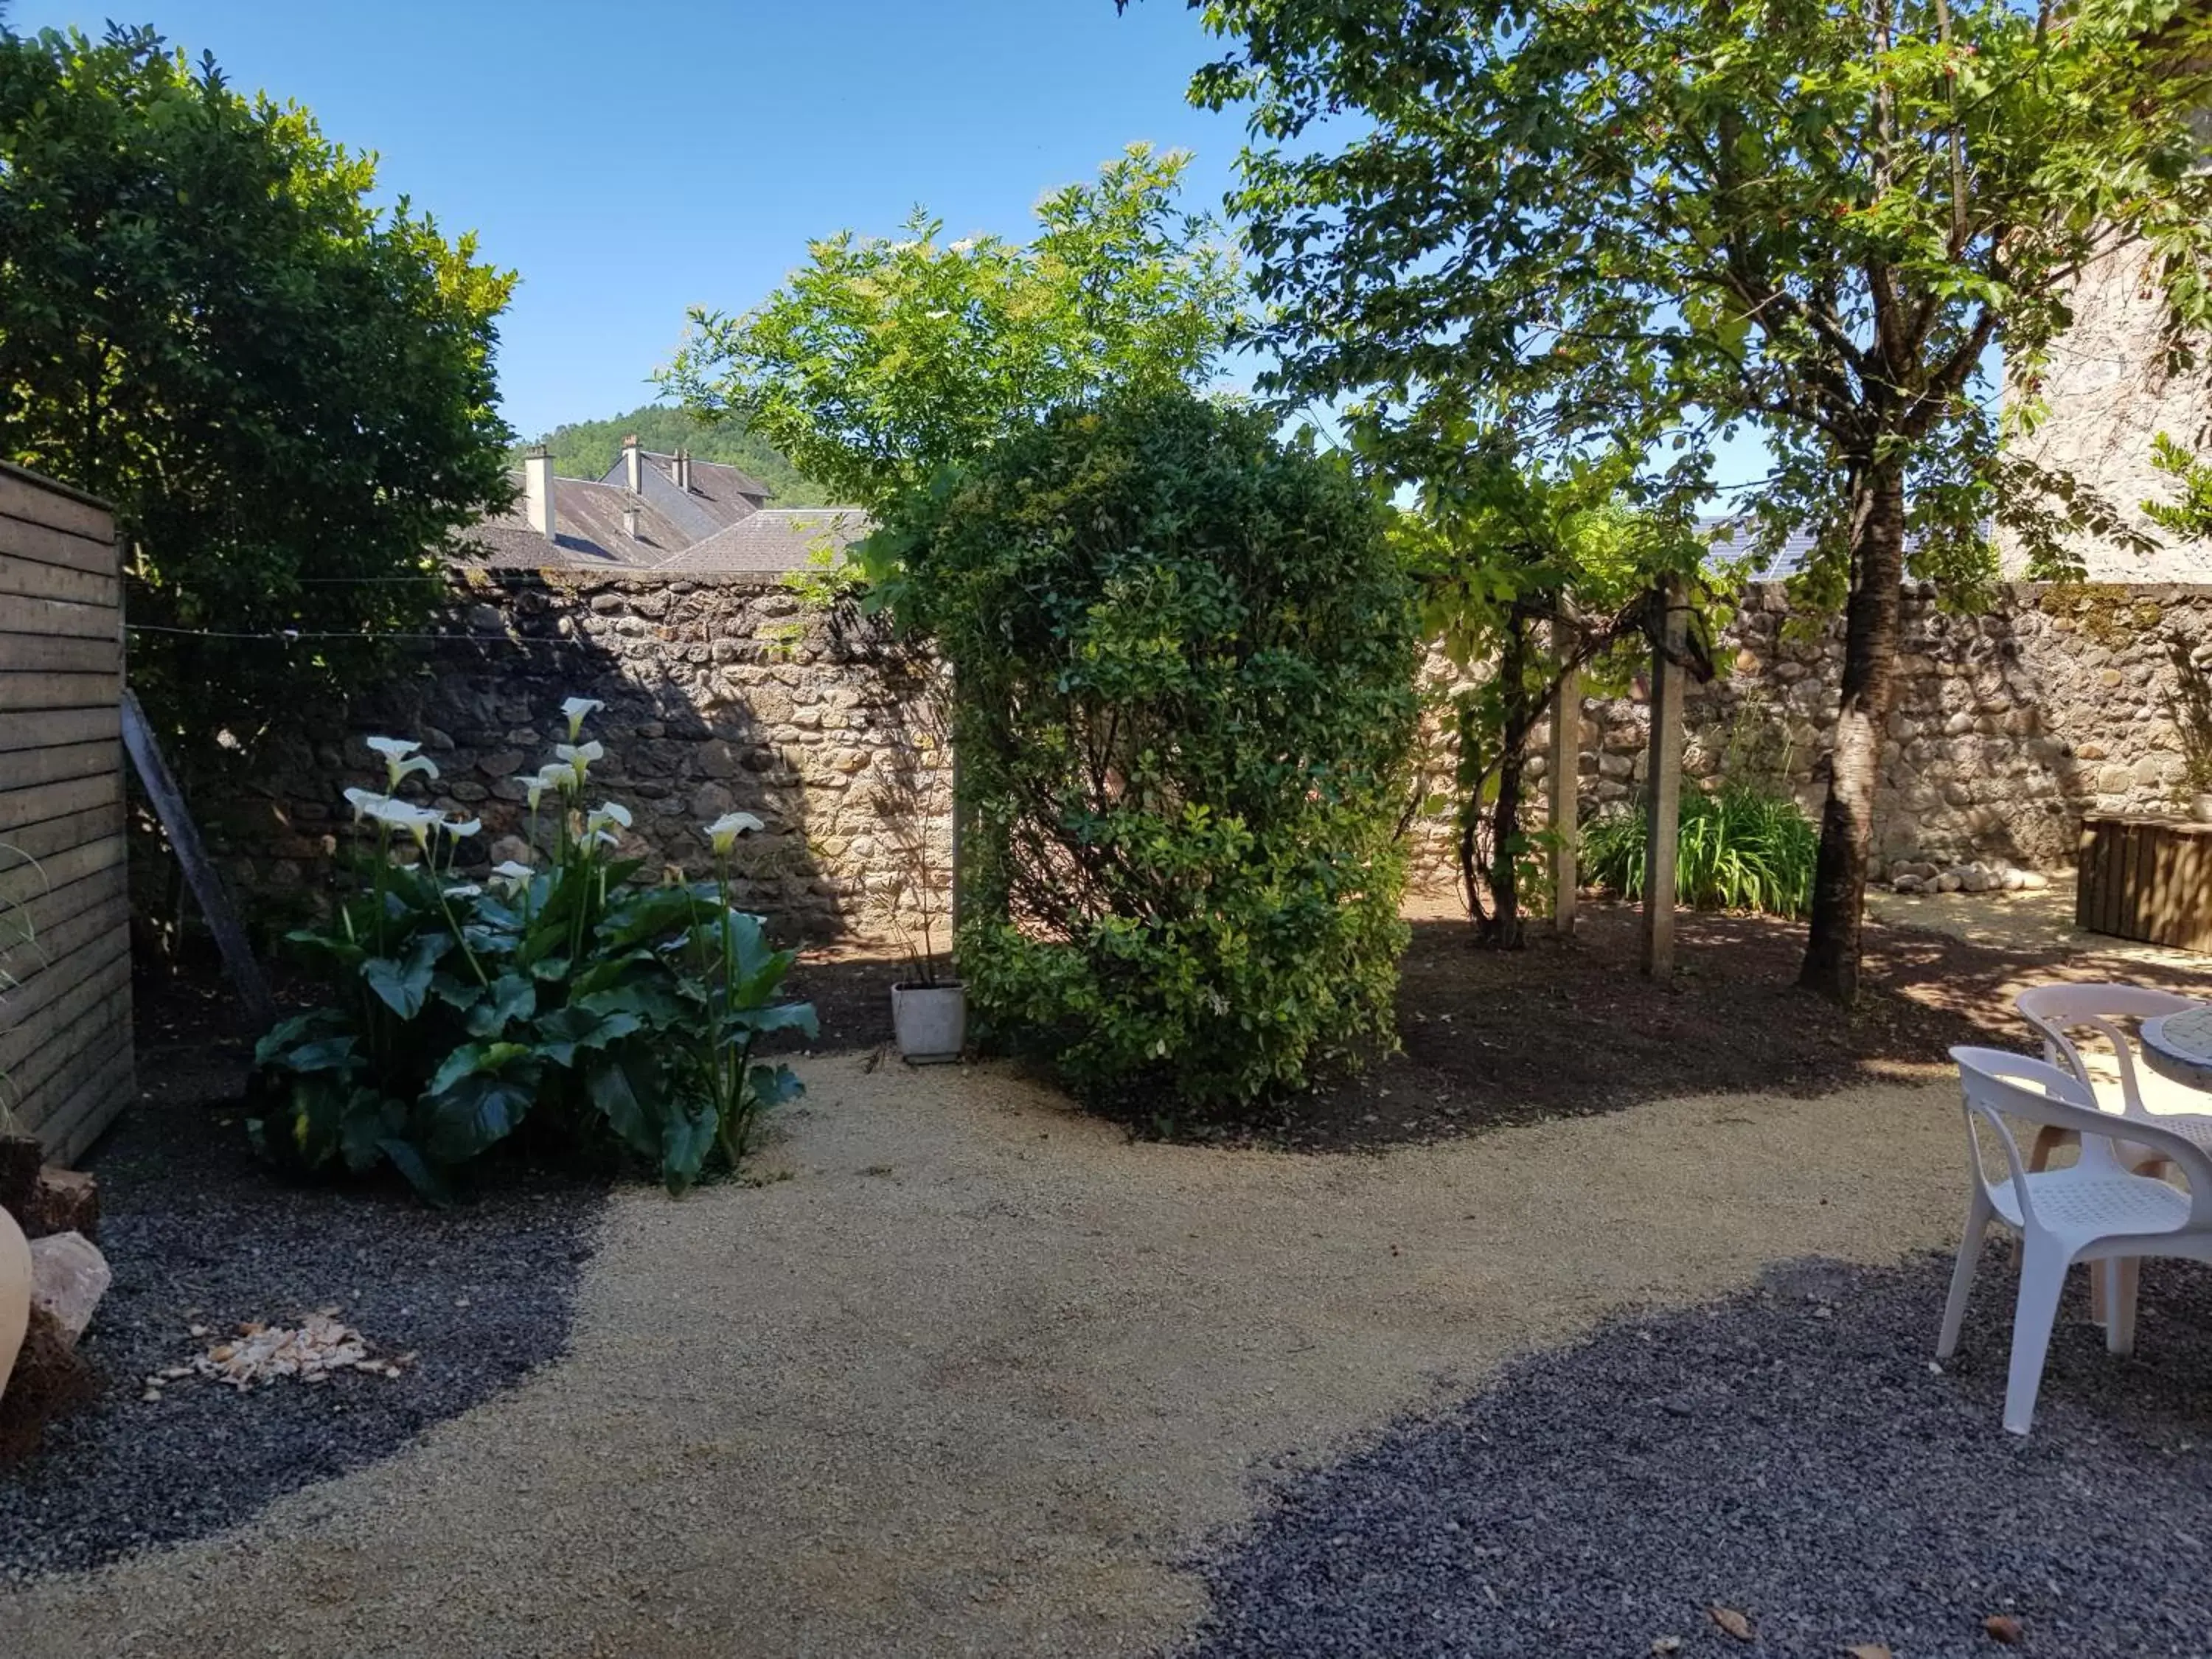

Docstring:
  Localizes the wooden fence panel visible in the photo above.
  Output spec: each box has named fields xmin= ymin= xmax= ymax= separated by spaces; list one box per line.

xmin=0 ymin=461 xmax=133 ymax=1161
xmin=2078 ymin=815 xmax=2212 ymax=955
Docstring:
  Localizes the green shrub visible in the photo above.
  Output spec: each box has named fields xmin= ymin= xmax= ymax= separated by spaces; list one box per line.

xmin=1582 ymin=783 xmax=1819 ymax=919
xmin=869 ymin=391 xmax=1421 ymax=1111
xmin=254 ymin=703 xmax=815 ymax=1198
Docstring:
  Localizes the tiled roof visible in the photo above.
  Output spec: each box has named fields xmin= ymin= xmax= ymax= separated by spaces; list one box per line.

xmin=454 ymin=473 xmax=690 ymax=570
xmin=651 ymin=508 xmax=870 ymax=575
xmin=595 ymin=450 xmax=773 ymax=539
xmin=1701 ymin=518 xmax=1817 ymax=578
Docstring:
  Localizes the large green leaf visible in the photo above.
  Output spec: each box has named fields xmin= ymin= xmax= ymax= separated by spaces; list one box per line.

xmin=465 ymin=972 xmax=538 ymax=1040
xmin=659 ymin=1099 xmax=721 ymax=1197
xmin=361 ymin=932 xmax=452 ymax=1020
xmin=583 ymin=1048 xmax=665 ymax=1161
xmin=530 ymin=1004 xmax=642 ymax=1068
xmin=420 ymin=1043 xmax=540 ymax=1164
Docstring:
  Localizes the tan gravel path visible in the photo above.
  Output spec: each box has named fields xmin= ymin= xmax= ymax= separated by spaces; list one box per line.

xmin=0 ymin=1054 xmax=1975 ymax=1658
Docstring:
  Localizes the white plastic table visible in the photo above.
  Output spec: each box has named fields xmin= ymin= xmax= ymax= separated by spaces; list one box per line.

xmin=2140 ymin=1007 xmax=2212 ymax=1091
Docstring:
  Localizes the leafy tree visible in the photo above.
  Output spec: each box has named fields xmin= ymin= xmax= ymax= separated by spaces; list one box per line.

xmin=660 ymin=144 xmax=1242 ymax=512
xmin=1172 ymin=0 xmax=2212 ymax=1002
xmin=513 ymin=403 xmax=827 ymax=504
xmin=1397 ymin=449 xmax=1711 ymax=946
xmin=868 ymin=391 xmax=1419 ymax=1112
xmin=0 ymin=24 xmax=515 ymax=752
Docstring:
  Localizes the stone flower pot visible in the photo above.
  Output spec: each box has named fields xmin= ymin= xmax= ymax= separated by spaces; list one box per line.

xmin=2191 ymin=792 xmax=2212 ymax=825
xmin=891 ymin=981 xmax=967 ymax=1065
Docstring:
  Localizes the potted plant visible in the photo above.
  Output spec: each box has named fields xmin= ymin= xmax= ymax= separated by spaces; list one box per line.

xmin=869 ymin=680 xmax=964 ymax=1063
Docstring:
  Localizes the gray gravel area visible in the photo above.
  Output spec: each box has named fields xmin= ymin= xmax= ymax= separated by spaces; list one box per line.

xmin=0 ymin=1098 xmax=603 ymax=1579
xmin=1184 ymin=1251 xmax=2212 ymax=1659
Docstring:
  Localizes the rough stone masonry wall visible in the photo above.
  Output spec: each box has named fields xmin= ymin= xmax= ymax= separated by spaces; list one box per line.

xmin=198 ymin=572 xmax=950 ymax=946
xmin=197 ymin=573 xmax=2211 ymax=932
xmin=1408 ymin=580 xmax=2212 ymax=894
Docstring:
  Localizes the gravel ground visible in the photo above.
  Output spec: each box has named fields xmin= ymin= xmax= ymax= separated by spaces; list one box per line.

xmin=0 ymin=1060 xmax=1983 ymax=1657
xmin=0 ymin=1096 xmax=604 ymax=1579
xmin=1184 ymin=1252 xmax=2212 ymax=1659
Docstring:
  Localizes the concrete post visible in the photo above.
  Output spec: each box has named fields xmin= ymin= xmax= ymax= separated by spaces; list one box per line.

xmin=1549 ymin=626 xmax=1580 ymax=939
xmin=523 ymin=448 xmax=557 ymax=541
xmin=1641 ymin=574 xmax=1686 ymax=978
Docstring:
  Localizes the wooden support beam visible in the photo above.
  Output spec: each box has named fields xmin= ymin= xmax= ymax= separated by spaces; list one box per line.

xmin=1641 ymin=575 xmax=1686 ymax=979
xmin=120 ymin=689 xmax=276 ymax=1031
xmin=1548 ymin=627 xmax=1580 ymax=939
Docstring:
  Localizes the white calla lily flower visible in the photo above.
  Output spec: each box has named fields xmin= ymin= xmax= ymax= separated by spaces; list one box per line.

xmin=366 ymin=799 xmax=440 ymax=847
xmin=488 ymin=860 xmax=535 ymax=891
xmin=560 ymin=697 xmax=605 ymax=740
xmin=392 ymin=754 xmax=440 ymax=787
xmin=343 ymin=787 xmax=388 ymax=822
xmin=443 ymin=883 xmax=482 ymax=900
xmin=512 ymin=773 xmax=549 ymax=810
xmin=536 ymin=761 xmax=580 ymax=793
xmin=365 ymin=735 xmax=437 ymax=790
xmin=554 ymin=740 xmax=605 ymax=783
xmin=439 ymin=817 xmax=481 ymax=841
xmin=365 ymin=736 xmax=419 ymax=761
xmin=705 ymin=810 xmax=765 ymax=855
xmin=585 ymin=801 xmax=633 ymax=837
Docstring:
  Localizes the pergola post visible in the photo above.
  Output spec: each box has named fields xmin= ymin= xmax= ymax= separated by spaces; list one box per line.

xmin=1641 ymin=574 xmax=1686 ymax=978
xmin=1548 ymin=626 xmax=1580 ymax=939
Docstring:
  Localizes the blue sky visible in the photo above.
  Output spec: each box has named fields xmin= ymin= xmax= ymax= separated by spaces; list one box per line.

xmin=13 ymin=1 xmax=1245 ymax=439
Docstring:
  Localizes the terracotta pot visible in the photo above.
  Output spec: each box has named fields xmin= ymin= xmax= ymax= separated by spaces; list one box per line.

xmin=0 ymin=1205 xmax=29 ymax=1404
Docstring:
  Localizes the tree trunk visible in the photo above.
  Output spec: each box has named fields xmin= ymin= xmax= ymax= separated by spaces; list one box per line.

xmin=1799 ymin=457 xmax=1907 ymax=1004
xmin=1481 ymin=611 xmax=1534 ymax=950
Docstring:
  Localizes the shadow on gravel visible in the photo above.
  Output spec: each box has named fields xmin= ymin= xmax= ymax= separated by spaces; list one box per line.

xmin=1183 ymin=1252 xmax=2212 ymax=1659
xmin=0 ymin=1092 xmax=605 ymax=1581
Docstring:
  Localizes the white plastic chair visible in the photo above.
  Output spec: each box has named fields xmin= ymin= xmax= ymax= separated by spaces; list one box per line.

xmin=2014 ymin=984 xmax=2207 ymax=1164
xmin=1941 ymin=1046 xmax=2212 ymax=1435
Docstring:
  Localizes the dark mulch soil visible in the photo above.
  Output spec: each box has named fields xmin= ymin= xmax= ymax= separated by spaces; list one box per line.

xmin=0 ymin=970 xmax=605 ymax=1580
xmin=1186 ymin=1251 xmax=2212 ymax=1658
xmin=1239 ymin=906 xmax=2212 ymax=1152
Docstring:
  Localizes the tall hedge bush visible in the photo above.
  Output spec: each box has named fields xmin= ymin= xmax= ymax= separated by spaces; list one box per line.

xmin=869 ymin=392 xmax=1420 ymax=1110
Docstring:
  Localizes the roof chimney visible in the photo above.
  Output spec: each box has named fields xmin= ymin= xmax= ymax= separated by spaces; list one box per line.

xmin=523 ymin=448 xmax=557 ymax=541
xmin=622 ymin=434 xmax=642 ymax=493
xmin=622 ymin=502 xmax=640 ymax=540
xmin=675 ymin=448 xmax=692 ymax=493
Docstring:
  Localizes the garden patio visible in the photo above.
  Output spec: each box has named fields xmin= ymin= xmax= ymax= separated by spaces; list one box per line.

xmin=5 ymin=894 xmax=2212 ymax=1657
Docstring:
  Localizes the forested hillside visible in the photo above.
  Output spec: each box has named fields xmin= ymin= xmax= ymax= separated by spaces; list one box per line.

xmin=515 ymin=405 xmax=828 ymax=504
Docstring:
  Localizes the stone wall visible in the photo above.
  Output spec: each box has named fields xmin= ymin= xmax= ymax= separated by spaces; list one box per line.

xmin=192 ymin=571 xmax=2212 ymax=933
xmin=1408 ymin=580 xmax=2212 ymax=894
xmin=194 ymin=571 xmax=950 ymax=947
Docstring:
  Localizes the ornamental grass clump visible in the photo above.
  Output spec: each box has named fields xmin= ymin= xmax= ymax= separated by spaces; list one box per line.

xmin=1582 ymin=782 xmax=1818 ymax=919
xmin=254 ymin=701 xmax=815 ymax=1198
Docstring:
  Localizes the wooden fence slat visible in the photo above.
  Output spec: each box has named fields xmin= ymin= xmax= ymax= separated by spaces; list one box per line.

xmin=0 ymin=740 xmax=119 ymax=792
xmin=4 ymin=984 xmax=133 ymax=1127
xmin=0 ymin=767 xmax=122 ymax=830
xmin=0 ymin=633 xmax=122 ymax=675
xmin=0 ymin=947 xmax=130 ymax=1082
xmin=0 ymin=888 xmax=129 ymax=990
xmin=0 ymin=593 xmax=120 ymax=639
xmin=0 ymin=509 xmax=119 ymax=577
xmin=28 ymin=1047 xmax=138 ymax=1166
xmin=0 ymin=467 xmax=114 ymax=544
xmin=0 ymin=832 xmax=122 ymax=910
xmin=0 ymin=706 xmax=122 ymax=757
xmin=0 ymin=669 xmax=122 ymax=713
xmin=9 ymin=862 xmax=126 ymax=943
xmin=0 ymin=554 xmax=117 ymax=608
xmin=0 ymin=801 xmax=125 ymax=864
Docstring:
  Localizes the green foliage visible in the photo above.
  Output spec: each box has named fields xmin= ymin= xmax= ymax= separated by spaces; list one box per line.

xmin=254 ymin=709 xmax=813 ymax=1199
xmin=661 ymin=144 xmax=1242 ymax=513
xmin=513 ymin=403 xmax=827 ymax=504
xmin=0 ymin=24 xmax=515 ymax=753
xmin=870 ymin=391 xmax=1419 ymax=1111
xmin=1190 ymin=0 xmax=2212 ymax=997
xmin=1582 ymin=785 xmax=1820 ymax=919
xmin=1394 ymin=452 xmax=1719 ymax=942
